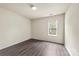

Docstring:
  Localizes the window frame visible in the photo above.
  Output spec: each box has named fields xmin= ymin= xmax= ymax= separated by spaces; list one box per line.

xmin=48 ymin=19 xmax=57 ymax=36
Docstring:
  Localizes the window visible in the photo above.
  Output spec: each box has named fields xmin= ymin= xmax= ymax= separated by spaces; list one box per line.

xmin=48 ymin=18 xmax=57 ymax=36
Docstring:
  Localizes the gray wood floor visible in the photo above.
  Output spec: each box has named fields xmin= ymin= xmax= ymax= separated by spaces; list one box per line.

xmin=0 ymin=39 xmax=70 ymax=56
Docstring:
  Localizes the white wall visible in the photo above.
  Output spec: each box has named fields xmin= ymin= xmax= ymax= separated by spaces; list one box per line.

xmin=31 ymin=14 xmax=65 ymax=44
xmin=0 ymin=7 xmax=31 ymax=50
xmin=65 ymin=4 xmax=79 ymax=56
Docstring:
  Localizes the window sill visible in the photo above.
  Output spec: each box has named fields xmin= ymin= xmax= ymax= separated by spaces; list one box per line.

xmin=48 ymin=34 xmax=56 ymax=36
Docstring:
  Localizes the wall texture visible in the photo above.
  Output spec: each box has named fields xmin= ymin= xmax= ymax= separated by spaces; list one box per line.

xmin=65 ymin=4 xmax=79 ymax=56
xmin=0 ymin=7 xmax=31 ymax=50
xmin=31 ymin=14 xmax=65 ymax=44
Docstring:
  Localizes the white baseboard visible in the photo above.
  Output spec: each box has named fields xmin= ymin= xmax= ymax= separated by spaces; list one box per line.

xmin=65 ymin=47 xmax=73 ymax=56
xmin=0 ymin=38 xmax=31 ymax=50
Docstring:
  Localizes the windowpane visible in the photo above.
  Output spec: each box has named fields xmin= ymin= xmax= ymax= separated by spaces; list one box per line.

xmin=48 ymin=19 xmax=56 ymax=35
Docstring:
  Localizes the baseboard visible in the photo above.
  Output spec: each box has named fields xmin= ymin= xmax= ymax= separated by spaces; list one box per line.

xmin=65 ymin=47 xmax=72 ymax=56
xmin=0 ymin=38 xmax=31 ymax=50
xmin=31 ymin=38 xmax=64 ymax=45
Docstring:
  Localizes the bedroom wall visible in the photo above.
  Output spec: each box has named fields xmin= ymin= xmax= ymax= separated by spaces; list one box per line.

xmin=31 ymin=14 xmax=65 ymax=44
xmin=0 ymin=7 xmax=31 ymax=50
xmin=65 ymin=4 xmax=79 ymax=55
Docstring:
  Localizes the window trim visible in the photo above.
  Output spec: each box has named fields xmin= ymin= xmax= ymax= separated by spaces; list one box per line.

xmin=48 ymin=19 xmax=57 ymax=36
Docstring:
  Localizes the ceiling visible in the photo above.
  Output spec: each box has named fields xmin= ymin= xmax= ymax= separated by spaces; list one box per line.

xmin=0 ymin=3 xmax=70 ymax=19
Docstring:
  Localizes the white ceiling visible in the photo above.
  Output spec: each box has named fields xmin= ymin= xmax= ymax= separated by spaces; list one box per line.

xmin=0 ymin=3 xmax=70 ymax=19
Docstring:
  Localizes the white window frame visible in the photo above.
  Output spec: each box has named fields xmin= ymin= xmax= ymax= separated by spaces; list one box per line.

xmin=48 ymin=19 xmax=57 ymax=36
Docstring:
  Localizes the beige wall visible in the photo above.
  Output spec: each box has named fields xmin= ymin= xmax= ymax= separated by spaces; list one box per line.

xmin=65 ymin=4 xmax=79 ymax=55
xmin=0 ymin=7 xmax=31 ymax=50
xmin=31 ymin=14 xmax=65 ymax=44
